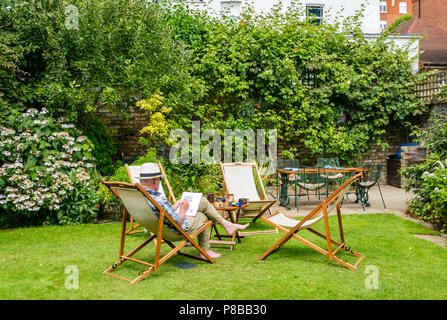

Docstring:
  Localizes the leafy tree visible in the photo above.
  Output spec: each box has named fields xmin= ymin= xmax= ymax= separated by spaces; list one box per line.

xmin=1 ymin=0 xmax=199 ymax=120
xmin=163 ymin=2 xmax=428 ymax=164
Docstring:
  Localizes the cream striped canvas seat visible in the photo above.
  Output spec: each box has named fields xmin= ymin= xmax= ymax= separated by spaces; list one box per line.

xmin=102 ymin=181 xmax=214 ymax=284
xmin=258 ymin=173 xmax=365 ymax=270
xmin=124 ymin=163 xmax=176 ymax=234
xmin=220 ymin=162 xmax=277 ymax=235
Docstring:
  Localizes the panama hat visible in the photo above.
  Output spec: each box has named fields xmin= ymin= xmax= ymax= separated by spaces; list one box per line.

xmin=139 ymin=163 xmax=164 ymax=180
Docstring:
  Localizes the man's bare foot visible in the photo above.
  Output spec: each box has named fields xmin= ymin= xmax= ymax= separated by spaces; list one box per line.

xmin=223 ymin=221 xmax=249 ymax=236
xmin=200 ymin=249 xmax=221 ymax=260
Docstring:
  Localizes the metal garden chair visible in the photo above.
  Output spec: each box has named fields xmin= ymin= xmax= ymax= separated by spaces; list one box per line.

xmin=355 ymin=163 xmax=387 ymax=211
xmin=276 ymin=158 xmax=300 ymax=203
xmin=294 ymin=166 xmax=327 ymax=212
xmin=317 ymin=157 xmax=345 ymax=197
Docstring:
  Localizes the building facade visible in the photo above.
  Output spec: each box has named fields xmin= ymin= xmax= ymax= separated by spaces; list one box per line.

xmin=396 ymin=0 xmax=447 ymax=69
xmin=379 ymin=0 xmax=412 ymax=31
xmin=185 ymin=0 xmax=381 ymax=33
xmin=183 ymin=0 xmax=420 ymax=72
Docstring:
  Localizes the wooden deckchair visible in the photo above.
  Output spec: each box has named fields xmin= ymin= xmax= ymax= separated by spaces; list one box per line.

xmin=258 ymin=173 xmax=365 ymax=270
xmin=125 ymin=162 xmax=176 ymax=235
xmin=102 ymin=181 xmax=215 ymax=284
xmin=220 ymin=162 xmax=277 ymax=236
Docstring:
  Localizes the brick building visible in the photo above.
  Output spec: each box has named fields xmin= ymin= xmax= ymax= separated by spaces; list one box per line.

xmin=395 ymin=0 xmax=447 ymax=70
xmin=379 ymin=0 xmax=412 ymax=31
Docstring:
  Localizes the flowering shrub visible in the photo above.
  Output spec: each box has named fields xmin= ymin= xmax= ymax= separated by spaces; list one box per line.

xmin=403 ymin=115 xmax=447 ymax=231
xmin=403 ymin=159 xmax=447 ymax=231
xmin=0 ymin=108 xmax=99 ymax=227
xmin=136 ymin=93 xmax=174 ymax=148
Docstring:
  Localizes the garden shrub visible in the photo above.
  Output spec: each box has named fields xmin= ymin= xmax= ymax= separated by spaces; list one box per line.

xmin=0 ymin=29 xmax=22 ymax=111
xmin=403 ymin=159 xmax=447 ymax=231
xmin=0 ymin=108 xmax=99 ymax=227
xmin=78 ymin=114 xmax=118 ymax=177
xmin=402 ymin=115 xmax=447 ymax=231
xmin=161 ymin=161 xmax=222 ymax=199
xmin=98 ymin=149 xmax=222 ymax=213
xmin=1 ymin=0 xmax=198 ymax=179
xmin=162 ymin=2 xmax=429 ymax=164
xmin=2 ymin=0 xmax=198 ymax=121
xmin=136 ymin=94 xmax=174 ymax=149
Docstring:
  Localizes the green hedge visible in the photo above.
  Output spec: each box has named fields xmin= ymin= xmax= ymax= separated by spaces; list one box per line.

xmin=162 ymin=2 xmax=429 ymax=163
xmin=99 ymin=149 xmax=222 ymax=208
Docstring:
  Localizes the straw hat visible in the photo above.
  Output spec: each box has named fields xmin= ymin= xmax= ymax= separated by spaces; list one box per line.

xmin=139 ymin=163 xmax=164 ymax=180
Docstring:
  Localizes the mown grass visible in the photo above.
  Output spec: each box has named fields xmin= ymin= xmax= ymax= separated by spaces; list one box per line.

xmin=1 ymin=213 xmax=446 ymax=300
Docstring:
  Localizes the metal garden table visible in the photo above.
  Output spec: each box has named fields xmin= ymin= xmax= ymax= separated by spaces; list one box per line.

xmin=277 ymin=167 xmax=367 ymax=211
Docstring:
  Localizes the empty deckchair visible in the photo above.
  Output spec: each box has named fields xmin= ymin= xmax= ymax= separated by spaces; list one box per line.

xmin=220 ymin=162 xmax=277 ymax=235
xmin=258 ymin=173 xmax=365 ymax=270
xmin=125 ymin=162 xmax=176 ymax=234
xmin=102 ymin=181 xmax=214 ymax=284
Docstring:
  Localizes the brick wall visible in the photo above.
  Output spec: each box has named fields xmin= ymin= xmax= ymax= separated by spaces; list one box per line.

xmin=411 ymin=0 xmax=447 ymax=32
xmin=400 ymin=144 xmax=427 ymax=186
xmin=97 ymin=102 xmax=443 ymax=187
xmin=381 ymin=0 xmax=412 ymax=27
xmin=95 ymin=107 xmax=412 ymax=185
xmin=95 ymin=107 xmax=148 ymax=163
xmin=360 ymin=128 xmax=411 ymax=184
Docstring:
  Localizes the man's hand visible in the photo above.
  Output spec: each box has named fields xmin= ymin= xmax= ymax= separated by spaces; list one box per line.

xmin=177 ymin=199 xmax=189 ymax=227
xmin=179 ymin=199 xmax=190 ymax=214
xmin=173 ymin=200 xmax=181 ymax=210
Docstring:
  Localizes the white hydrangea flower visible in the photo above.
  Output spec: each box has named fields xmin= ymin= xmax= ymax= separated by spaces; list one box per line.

xmin=434 ymin=161 xmax=445 ymax=169
xmin=76 ymin=136 xmax=87 ymax=143
xmin=1 ymin=128 xmax=16 ymax=136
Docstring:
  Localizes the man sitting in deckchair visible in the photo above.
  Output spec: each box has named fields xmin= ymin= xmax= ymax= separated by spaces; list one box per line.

xmin=139 ymin=163 xmax=249 ymax=259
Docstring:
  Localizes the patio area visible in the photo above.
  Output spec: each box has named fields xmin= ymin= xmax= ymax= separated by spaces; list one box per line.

xmin=270 ymin=184 xmax=414 ymax=216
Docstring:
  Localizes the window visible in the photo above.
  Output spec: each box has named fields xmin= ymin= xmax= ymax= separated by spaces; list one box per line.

xmin=399 ymin=1 xmax=407 ymax=14
xmin=221 ymin=1 xmax=241 ymax=16
xmin=380 ymin=1 xmax=387 ymax=13
xmin=380 ymin=20 xmax=387 ymax=31
xmin=306 ymin=4 xmax=324 ymax=26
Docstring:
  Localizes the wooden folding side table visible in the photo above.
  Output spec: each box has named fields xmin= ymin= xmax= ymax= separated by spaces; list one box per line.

xmin=209 ymin=203 xmax=247 ymax=251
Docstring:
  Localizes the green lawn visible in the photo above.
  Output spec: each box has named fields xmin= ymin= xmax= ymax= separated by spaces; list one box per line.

xmin=1 ymin=213 xmax=446 ymax=300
